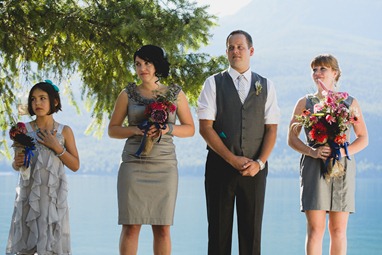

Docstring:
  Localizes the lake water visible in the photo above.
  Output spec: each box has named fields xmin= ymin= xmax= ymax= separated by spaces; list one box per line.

xmin=1 ymin=174 xmax=381 ymax=255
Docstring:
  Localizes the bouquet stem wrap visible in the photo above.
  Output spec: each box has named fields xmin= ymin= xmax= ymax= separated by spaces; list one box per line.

xmin=23 ymin=146 xmax=35 ymax=168
xmin=135 ymin=120 xmax=167 ymax=157
xmin=14 ymin=146 xmax=35 ymax=180
xmin=323 ymin=141 xmax=351 ymax=182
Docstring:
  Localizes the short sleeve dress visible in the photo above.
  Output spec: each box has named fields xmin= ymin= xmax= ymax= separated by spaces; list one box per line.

xmin=6 ymin=122 xmax=71 ymax=255
xmin=300 ymin=94 xmax=356 ymax=213
xmin=117 ymin=83 xmax=181 ymax=225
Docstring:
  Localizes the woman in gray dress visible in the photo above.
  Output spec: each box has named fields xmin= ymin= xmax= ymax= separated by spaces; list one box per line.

xmin=287 ymin=54 xmax=368 ymax=255
xmin=108 ymin=45 xmax=194 ymax=255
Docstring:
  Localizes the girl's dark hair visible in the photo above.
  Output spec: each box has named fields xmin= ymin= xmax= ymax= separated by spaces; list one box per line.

xmin=133 ymin=45 xmax=170 ymax=78
xmin=28 ymin=81 xmax=62 ymax=116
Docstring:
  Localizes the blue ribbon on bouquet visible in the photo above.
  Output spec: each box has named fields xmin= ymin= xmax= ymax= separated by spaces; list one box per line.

xmin=134 ymin=120 xmax=167 ymax=157
xmin=325 ymin=140 xmax=350 ymax=168
xmin=23 ymin=145 xmax=35 ymax=168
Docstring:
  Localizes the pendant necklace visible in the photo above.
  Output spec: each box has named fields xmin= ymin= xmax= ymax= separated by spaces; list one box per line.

xmin=33 ymin=120 xmax=56 ymax=134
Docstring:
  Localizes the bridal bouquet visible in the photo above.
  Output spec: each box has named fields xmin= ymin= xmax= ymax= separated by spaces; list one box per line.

xmin=295 ymin=80 xmax=359 ymax=181
xmin=9 ymin=122 xmax=36 ymax=180
xmin=135 ymin=90 xmax=177 ymax=157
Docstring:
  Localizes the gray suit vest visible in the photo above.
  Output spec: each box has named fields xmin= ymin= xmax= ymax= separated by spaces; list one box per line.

xmin=212 ymin=70 xmax=268 ymax=159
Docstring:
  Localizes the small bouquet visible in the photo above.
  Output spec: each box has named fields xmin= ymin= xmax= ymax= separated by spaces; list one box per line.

xmin=9 ymin=122 xmax=36 ymax=180
xmin=135 ymin=90 xmax=177 ymax=157
xmin=295 ymin=80 xmax=359 ymax=182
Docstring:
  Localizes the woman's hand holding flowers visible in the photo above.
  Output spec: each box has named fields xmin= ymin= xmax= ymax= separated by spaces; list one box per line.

xmin=9 ymin=122 xmax=35 ymax=173
xmin=134 ymin=87 xmax=177 ymax=157
xmin=146 ymin=125 xmax=162 ymax=138
xmin=13 ymin=150 xmax=26 ymax=169
xmin=309 ymin=145 xmax=331 ymax=161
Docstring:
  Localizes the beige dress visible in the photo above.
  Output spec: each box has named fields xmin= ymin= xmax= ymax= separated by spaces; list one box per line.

xmin=6 ymin=122 xmax=71 ymax=255
xmin=300 ymin=95 xmax=356 ymax=212
xmin=117 ymin=83 xmax=181 ymax=225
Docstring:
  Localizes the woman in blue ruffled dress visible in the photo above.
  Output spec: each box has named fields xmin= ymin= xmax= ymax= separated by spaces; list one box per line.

xmin=7 ymin=81 xmax=80 ymax=255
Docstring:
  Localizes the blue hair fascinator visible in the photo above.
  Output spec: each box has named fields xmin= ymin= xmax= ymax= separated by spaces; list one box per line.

xmin=44 ymin=79 xmax=59 ymax=92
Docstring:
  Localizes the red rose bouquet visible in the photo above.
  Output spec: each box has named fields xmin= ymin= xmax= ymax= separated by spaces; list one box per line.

xmin=9 ymin=122 xmax=36 ymax=180
xmin=135 ymin=90 xmax=177 ymax=156
xmin=295 ymin=80 xmax=359 ymax=181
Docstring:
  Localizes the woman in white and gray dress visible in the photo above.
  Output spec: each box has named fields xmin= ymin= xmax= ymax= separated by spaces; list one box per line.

xmin=108 ymin=45 xmax=194 ymax=255
xmin=288 ymin=54 xmax=368 ymax=255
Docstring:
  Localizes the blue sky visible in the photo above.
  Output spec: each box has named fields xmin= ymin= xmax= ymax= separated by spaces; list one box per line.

xmin=196 ymin=0 xmax=251 ymax=17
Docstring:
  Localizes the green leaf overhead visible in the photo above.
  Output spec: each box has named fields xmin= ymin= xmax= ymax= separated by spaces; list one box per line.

xmin=0 ymin=0 xmax=227 ymax=145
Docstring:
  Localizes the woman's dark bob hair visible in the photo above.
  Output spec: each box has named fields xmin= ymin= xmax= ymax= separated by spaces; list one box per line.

xmin=133 ymin=45 xmax=170 ymax=78
xmin=28 ymin=81 xmax=62 ymax=116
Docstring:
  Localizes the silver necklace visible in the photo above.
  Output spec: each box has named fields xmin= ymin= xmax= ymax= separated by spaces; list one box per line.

xmin=33 ymin=120 xmax=56 ymax=133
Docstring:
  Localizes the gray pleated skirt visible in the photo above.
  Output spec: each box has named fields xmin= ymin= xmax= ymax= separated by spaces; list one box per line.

xmin=117 ymin=135 xmax=178 ymax=225
xmin=300 ymin=154 xmax=356 ymax=213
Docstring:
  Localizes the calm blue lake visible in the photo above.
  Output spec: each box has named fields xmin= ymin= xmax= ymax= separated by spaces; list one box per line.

xmin=1 ymin=174 xmax=381 ymax=254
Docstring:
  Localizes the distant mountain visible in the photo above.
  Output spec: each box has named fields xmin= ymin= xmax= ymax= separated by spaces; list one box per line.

xmin=1 ymin=0 xmax=381 ymax=177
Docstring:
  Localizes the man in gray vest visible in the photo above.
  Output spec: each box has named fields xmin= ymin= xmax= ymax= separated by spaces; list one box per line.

xmin=197 ymin=30 xmax=280 ymax=255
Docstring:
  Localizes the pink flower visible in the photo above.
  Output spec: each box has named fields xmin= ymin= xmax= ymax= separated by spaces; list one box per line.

xmin=310 ymin=115 xmax=318 ymax=123
xmin=337 ymin=92 xmax=349 ymax=100
xmin=349 ymin=115 xmax=359 ymax=124
xmin=325 ymin=114 xmax=336 ymax=124
xmin=314 ymin=103 xmax=324 ymax=113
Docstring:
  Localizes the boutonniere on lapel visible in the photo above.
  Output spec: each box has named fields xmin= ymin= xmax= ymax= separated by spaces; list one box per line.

xmin=255 ymin=81 xmax=262 ymax=96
